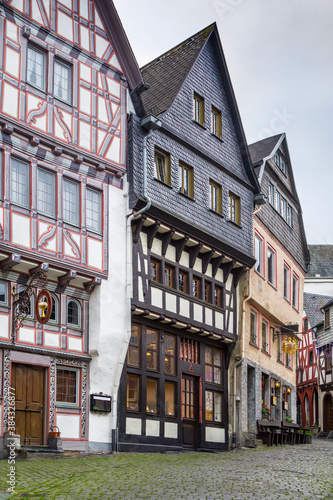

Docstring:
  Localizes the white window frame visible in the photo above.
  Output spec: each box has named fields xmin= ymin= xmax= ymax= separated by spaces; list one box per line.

xmin=268 ymin=183 xmax=274 ymax=205
xmin=267 ymin=245 xmax=276 ymax=287
xmin=209 ymin=179 xmax=222 ymax=214
xmin=27 ymin=45 xmax=46 ymax=92
xmin=250 ymin=309 xmax=258 ymax=345
xmin=254 ymin=233 xmax=263 ymax=275
xmin=86 ymin=188 xmax=102 ymax=233
xmin=284 ymin=264 xmax=290 ymax=301
xmin=67 ymin=298 xmax=81 ymax=329
xmin=0 ymin=280 xmax=8 ymax=306
xmin=48 ymin=293 xmax=59 ymax=324
xmin=37 ymin=168 xmax=56 ymax=217
xmin=11 ymin=158 xmax=29 ymax=208
xmin=292 ymin=273 xmax=299 ymax=310
xmin=63 ymin=178 xmax=80 ymax=226
xmin=53 ymin=58 xmax=72 ymax=105
xmin=55 ymin=366 xmax=80 ymax=408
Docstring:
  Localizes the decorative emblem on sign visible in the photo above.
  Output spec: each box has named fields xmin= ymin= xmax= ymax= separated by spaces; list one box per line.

xmin=282 ymin=337 xmax=298 ymax=354
xmin=35 ymin=290 xmax=53 ymax=324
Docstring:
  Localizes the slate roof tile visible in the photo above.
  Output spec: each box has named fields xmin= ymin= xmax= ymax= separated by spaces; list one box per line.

xmin=248 ymin=134 xmax=282 ymax=165
xmin=303 ymin=292 xmax=333 ymax=328
xmin=306 ymin=245 xmax=333 ymax=278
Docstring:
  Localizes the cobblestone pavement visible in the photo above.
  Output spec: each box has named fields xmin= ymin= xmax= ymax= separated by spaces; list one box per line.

xmin=0 ymin=440 xmax=333 ymax=500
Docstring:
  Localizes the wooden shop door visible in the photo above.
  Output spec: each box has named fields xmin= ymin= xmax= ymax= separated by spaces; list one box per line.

xmin=323 ymin=394 xmax=333 ymax=431
xmin=12 ymin=364 xmax=45 ymax=445
xmin=181 ymin=374 xmax=199 ymax=448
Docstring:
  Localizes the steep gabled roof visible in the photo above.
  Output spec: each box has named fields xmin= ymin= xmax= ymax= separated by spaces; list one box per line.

xmin=140 ymin=24 xmax=214 ymax=116
xmin=140 ymin=23 xmax=260 ymax=195
xmin=306 ymin=245 xmax=333 ymax=278
xmin=248 ymin=134 xmax=282 ymax=166
xmin=303 ymin=292 xmax=333 ymax=328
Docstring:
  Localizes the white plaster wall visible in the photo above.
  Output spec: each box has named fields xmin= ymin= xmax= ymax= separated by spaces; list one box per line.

xmin=56 ymin=414 xmax=80 ymax=439
xmin=0 ymin=314 xmax=9 ymax=339
xmin=88 ymin=183 xmax=129 ymax=445
xmin=151 ymin=287 xmax=163 ymax=308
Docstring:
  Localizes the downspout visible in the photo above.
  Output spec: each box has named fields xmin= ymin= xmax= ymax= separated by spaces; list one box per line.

xmin=111 ymin=115 xmax=161 ymax=451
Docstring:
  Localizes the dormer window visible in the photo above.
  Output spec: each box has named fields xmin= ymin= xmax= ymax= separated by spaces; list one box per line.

xmin=194 ymin=92 xmax=205 ymax=126
xmin=154 ymin=147 xmax=171 ymax=185
xmin=211 ymin=106 xmax=222 ymax=138
xmin=275 ymin=152 xmax=287 ymax=175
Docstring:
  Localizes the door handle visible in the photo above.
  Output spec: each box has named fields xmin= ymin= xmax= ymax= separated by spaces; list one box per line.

xmin=40 ymin=404 xmax=44 ymax=414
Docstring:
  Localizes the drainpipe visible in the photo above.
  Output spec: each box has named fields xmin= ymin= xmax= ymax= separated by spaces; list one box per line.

xmin=111 ymin=115 xmax=161 ymax=451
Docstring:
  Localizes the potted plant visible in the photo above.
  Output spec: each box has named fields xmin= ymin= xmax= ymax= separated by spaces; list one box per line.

xmin=286 ymin=416 xmax=293 ymax=423
xmin=262 ymin=403 xmax=271 ymax=419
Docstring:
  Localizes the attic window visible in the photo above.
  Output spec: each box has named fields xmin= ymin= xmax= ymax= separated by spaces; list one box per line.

xmin=211 ymin=106 xmax=222 ymax=138
xmin=194 ymin=92 xmax=205 ymax=126
xmin=154 ymin=147 xmax=171 ymax=185
xmin=275 ymin=152 xmax=287 ymax=175
xmin=325 ymin=309 xmax=330 ymax=329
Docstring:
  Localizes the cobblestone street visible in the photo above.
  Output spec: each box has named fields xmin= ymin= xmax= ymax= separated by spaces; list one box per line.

xmin=0 ymin=440 xmax=332 ymax=500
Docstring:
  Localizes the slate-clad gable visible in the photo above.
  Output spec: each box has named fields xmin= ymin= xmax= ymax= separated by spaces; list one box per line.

xmin=307 ymin=245 xmax=333 ymax=278
xmin=303 ymin=292 xmax=333 ymax=328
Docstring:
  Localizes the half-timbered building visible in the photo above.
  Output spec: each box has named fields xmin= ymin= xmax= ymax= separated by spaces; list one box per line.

xmin=231 ymin=134 xmax=309 ymax=447
xmin=119 ymin=24 xmax=261 ymax=452
xmin=316 ymin=297 xmax=333 ymax=434
xmin=0 ymin=0 xmax=143 ymax=453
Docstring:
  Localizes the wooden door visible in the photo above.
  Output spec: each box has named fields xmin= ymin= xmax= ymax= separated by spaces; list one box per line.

xmin=12 ymin=364 xmax=45 ymax=445
xmin=323 ymin=394 xmax=333 ymax=431
xmin=181 ymin=374 xmax=198 ymax=448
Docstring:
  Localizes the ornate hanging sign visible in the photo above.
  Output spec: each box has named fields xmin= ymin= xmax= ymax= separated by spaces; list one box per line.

xmin=282 ymin=337 xmax=298 ymax=354
xmin=35 ymin=290 xmax=53 ymax=324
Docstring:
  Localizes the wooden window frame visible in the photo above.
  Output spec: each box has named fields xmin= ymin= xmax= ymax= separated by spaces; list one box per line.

xmin=192 ymin=276 xmax=201 ymax=299
xmin=179 ymin=162 xmax=194 ymax=198
xmin=146 ymin=328 xmax=159 ymax=372
xmin=154 ymin=147 xmax=171 ymax=185
xmin=324 ymin=309 xmax=330 ymax=329
xmin=211 ymin=106 xmax=222 ymax=138
xmin=127 ymin=323 xmax=141 ymax=368
xmin=178 ymin=270 xmax=188 ymax=293
xmin=209 ymin=179 xmax=222 ymax=215
xmin=150 ymin=258 xmax=160 ymax=283
xmin=204 ymin=281 xmax=212 ymax=303
xmin=164 ymin=264 xmax=174 ymax=288
xmin=164 ymin=333 xmax=176 ymax=375
xmin=165 ymin=382 xmax=176 ymax=417
xmin=205 ymin=346 xmax=222 ymax=385
xmin=127 ymin=373 xmax=140 ymax=412
xmin=205 ymin=390 xmax=222 ymax=423
xmin=194 ymin=92 xmax=205 ymax=126
xmin=146 ymin=378 xmax=158 ymax=415
xmin=229 ymin=191 xmax=241 ymax=225
xmin=214 ymin=285 xmax=223 ymax=308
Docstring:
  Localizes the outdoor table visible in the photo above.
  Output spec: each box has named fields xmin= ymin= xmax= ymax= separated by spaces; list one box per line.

xmin=281 ymin=421 xmax=300 ymax=445
xmin=257 ymin=419 xmax=281 ymax=446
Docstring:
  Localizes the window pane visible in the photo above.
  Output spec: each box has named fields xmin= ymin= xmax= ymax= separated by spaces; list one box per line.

xmin=127 ymin=374 xmax=139 ymax=411
xmin=205 ymin=364 xmax=213 ymax=383
xmin=54 ymin=60 xmax=71 ymax=103
xmin=255 ymin=236 xmax=262 ymax=274
xmin=56 ymin=369 xmax=77 ymax=403
xmin=205 ymin=391 xmax=213 ymax=421
xmin=68 ymin=300 xmax=79 ymax=326
xmin=128 ymin=324 xmax=141 ymax=367
xmin=11 ymin=159 xmax=28 ymax=207
xmin=0 ymin=282 xmax=7 ymax=303
xmin=214 ymin=393 xmax=222 ymax=422
xmin=146 ymin=328 xmax=158 ymax=370
xmin=165 ymin=382 xmax=175 ymax=416
xmin=146 ymin=379 xmax=157 ymax=414
xmin=164 ymin=334 xmax=175 ymax=375
xmin=63 ymin=179 xmax=79 ymax=225
xmin=86 ymin=189 xmax=101 ymax=232
xmin=27 ymin=47 xmax=45 ymax=90
xmin=50 ymin=295 xmax=57 ymax=322
xmin=38 ymin=169 xmax=55 ymax=216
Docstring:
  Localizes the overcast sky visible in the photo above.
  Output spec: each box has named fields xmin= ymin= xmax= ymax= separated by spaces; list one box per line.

xmin=114 ymin=0 xmax=333 ymax=245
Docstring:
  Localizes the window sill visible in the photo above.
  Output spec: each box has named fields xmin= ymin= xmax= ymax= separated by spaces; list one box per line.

xmin=55 ymin=404 xmax=80 ymax=409
xmin=286 ymin=365 xmax=293 ymax=371
xmin=208 ymin=208 xmax=223 ymax=218
xmin=268 ymin=281 xmax=277 ymax=291
xmin=249 ymin=341 xmax=260 ymax=349
xmin=153 ymin=177 xmax=172 ymax=189
xmin=37 ymin=212 xmax=56 ymax=221
xmin=86 ymin=228 xmax=103 ymax=237
xmin=63 ymin=221 xmax=80 ymax=230
xmin=192 ymin=120 xmax=206 ymax=130
xmin=261 ymin=349 xmax=271 ymax=357
xmin=277 ymin=359 xmax=284 ymax=366
xmin=210 ymin=133 xmax=223 ymax=142
xmin=283 ymin=297 xmax=291 ymax=305
xmin=292 ymin=305 xmax=299 ymax=312
xmin=254 ymin=270 xmax=265 ymax=280
xmin=227 ymin=219 xmax=242 ymax=229
xmin=178 ymin=190 xmax=195 ymax=201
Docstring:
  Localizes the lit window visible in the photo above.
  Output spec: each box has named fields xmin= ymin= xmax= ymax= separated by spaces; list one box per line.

xmin=180 ymin=162 xmax=194 ymax=198
xmin=146 ymin=379 xmax=157 ymax=414
xmin=250 ymin=310 xmax=258 ymax=345
xmin=56 ymin=368 xmax=79 ymax=406
xmin=154 ymin=148 xmax=170 ymax=185
xmin=11 ymin=158 xmax=29 ymax=208
xmin=0 ymin=281 xmax=8 ymax=305
xmin=146 ymin=328 xmax=158 ymax=371
xmin=165 ymin=382 xmax=175 ymax=416
xmin=178 ymin=270 xmax=188 ymax=293
xmin=194 ymin=92 xmax=205 ymax=126
xmin=292 ymin=274 xmax=299 ymax=309
xmin=38 ymin=168 xmax=55 ymax=217
xmin=284 ymin=264 xmax=290 ymax=301
xmin=127 ymin=374 xmax=139 ymax=411
xmin=267 ymin=246 xmax=276 ymax=286
xmin=165 ymin=265 xmax=174 ymax=287
xmin=205 ymin=390 xmax=222 ymax=422
xmin=27 ymin=46 xmax=46 ymax=91
xmin=211 ymin=106 xmax=222 ymax=138
xmin=54 ymin=59 xmax=71 ymax=104
xmin=164 ymin=334 xmax=175 ymax=375
xmin=127 ymin=324 xmax=141 ymax=368
xmin=63 ymin=178 xmax=79 ymax=225
xmin=205 ymin=347 xmax=222 ymax=384
xmin=325 ymin=309 xmax=330 ymax=329
xmin=262 ymin=320 xmax=268 ymax=353
xmin=254 ymin=234 xmax=263 ymax=275
xmin=86 ymin=188 xmax=101 ymax=232
xmin=229 ymin=191 xmax=241 ymax=225
xmin=209 ymin=180 xmax=222 ymax=214
xmin=67 ymin=299 xmax=81 ymax=328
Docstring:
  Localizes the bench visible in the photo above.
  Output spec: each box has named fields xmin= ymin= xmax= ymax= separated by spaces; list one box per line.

xmin=257 ymin=419 xmax=281 ymax=446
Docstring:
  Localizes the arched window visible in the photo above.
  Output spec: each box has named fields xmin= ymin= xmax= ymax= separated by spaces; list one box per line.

xmin=67 ymin=299 xmax=81 ymax=328
xmin=49 ymin=294 xmax=59 ymax=324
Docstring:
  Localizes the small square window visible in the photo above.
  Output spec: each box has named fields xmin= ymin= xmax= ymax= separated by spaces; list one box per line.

xmin=86 ymin=188 xmax=101 ymax=233
xmin=154 ymin=147 xmax=171 ymax=185
xmin=38 ymin=168 xmax=55 ymax=217
xmin=179 ymin=162 xmax=194 ymax=198
xmin=194 ymin=92 xmax=205 ymax=126
xmin=27 ymin=46 xmax=46 ymax=91
xmin=211 ymin=106 xmax=222 ymax=138
xmin=229 ymin=191 xmax=241 ymax=225
xmin=63 ymin=178 xmax=79 ymax=225
xmin=209 ymin=180 xmax=222 ymax=215
xmin=54 ymin=59 xmax=71 ymax=104
xmin=56 ymin=368 xmax=79 ymax=406
xmin=11 ymin=158 xmax=29 ymax=208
